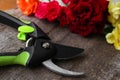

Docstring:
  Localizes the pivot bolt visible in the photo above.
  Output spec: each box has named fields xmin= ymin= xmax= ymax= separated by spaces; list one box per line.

xmin=42 ymin=42 xmax=50 ymax=49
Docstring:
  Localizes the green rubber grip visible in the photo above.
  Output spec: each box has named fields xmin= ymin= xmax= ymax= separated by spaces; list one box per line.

xmin=0 ymin=51 xmax=30 ymax=66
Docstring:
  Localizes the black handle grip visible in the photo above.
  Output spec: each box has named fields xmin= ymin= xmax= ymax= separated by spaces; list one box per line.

xmin=0 ymin=10 xmax=50 ymax=39
xmin=0 ymin=10 xmax=26 ymax=29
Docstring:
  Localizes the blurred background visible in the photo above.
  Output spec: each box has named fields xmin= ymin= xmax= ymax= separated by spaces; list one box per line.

xmin=0 ymin=0 xmax=17 ymax=10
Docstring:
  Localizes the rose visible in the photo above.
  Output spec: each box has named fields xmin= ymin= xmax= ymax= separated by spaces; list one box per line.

xmin=67 ymin=0 xmax=108 ymax=36
xmin=68 ymin=0 xmax=108 ymax=36
xmin=62 ymin=0 xmax=70 ymax=4
xmin=35 ymin=1 xmax=62 ymax=22
xmin=59 ymin=7 xmax=74 ymax=27
xmin=106 ymin=24 xmax=120 ymax=50
xmin=46 ymin=1 xmax=62 ymax=21
xmin=108 ymin=0 xmax=120 ymax=27
xmin=106 ymin=0 xmax=120 ymax=50
xmin=59 ymin=7 xmax=70 ymax=27
xmin=35 ymin=2 xmax=48 ymax=19
xmin=17 ymin=0 xmax=39 ymax=15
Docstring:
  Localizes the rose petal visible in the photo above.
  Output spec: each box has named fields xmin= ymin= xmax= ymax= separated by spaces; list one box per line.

xmin=106 ymin=33 xmax=115 ymax=44
xmin=46 ymin=1 xmax=62 ymax=22
xmin=17 ymin=0 xmax=39 ymax=15
xmin=62 ymin=0 xmax=69 ymax=4
xmin=35 ymin=2 xmax=48 ymax=19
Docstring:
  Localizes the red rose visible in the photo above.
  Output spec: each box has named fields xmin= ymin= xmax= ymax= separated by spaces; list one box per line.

xmin=35 ymin=1 xmax=62 ymax=22
xmin=67 ymin=0 xmax=108 ymax=36
xmin=62 ymin=0 xmax=70 ymax=4
xmin=59 ymin=7 xmax=74 ymax=27
xmin=46 ymin=1 xmax=62 ymax=22
xmin=97 ymin=0 xmax=108 ymax=12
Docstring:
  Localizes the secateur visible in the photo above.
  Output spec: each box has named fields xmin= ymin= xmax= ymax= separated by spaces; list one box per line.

xmin=0 ymin=10 xmax=84 ymax=77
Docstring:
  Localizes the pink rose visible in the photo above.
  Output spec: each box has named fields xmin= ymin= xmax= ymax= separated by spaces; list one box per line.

xmin=35 ymin=2 xmax=48 ymax=19
xmin=35 ymin=1 xmax=62 ymax=22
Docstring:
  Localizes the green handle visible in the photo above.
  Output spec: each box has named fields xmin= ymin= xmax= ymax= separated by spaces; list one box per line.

xmin=0 ymin=51 xmax=30 ymax=66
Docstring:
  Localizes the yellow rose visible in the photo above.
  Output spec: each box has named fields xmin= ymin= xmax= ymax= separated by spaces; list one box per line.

xmin=108 ymin=0 xmax=120 ymax=27
xmin=106 ymin=24 xmax=120 ymax=50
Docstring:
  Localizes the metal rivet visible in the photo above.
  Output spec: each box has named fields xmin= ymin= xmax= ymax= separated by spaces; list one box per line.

xmin=42 ymin=42 xmax=50 ymax=49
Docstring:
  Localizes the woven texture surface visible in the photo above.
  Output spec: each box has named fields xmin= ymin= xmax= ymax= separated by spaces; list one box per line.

xmin=0 ymin=8 xmax=120 ymax=80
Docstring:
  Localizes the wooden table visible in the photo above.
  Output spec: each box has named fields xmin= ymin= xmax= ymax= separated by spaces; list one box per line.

xmin=0 ymin=8 xmax=120 ymax=80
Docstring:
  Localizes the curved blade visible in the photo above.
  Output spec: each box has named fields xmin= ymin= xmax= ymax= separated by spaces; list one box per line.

xmin=42 ymin=59 xmax=84 ymax=76
xmin=53 ymin=43 xmax=84 ymax=60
